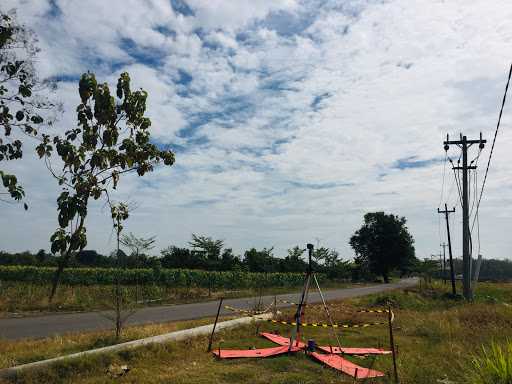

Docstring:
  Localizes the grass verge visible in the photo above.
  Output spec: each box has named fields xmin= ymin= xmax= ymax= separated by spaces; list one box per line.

xmin=4 ymin=280 xmax=512 ymax=383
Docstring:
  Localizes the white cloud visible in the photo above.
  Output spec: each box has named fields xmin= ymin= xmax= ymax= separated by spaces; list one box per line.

xmin=1 ymin=0 xmax=512 ymax=261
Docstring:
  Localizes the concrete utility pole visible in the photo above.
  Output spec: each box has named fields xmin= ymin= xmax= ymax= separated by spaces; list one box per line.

xmin=440 ymin=242 xmax=447 ymax=284
xmin=473 ymin=254 xmax=483 ymax=289
xmin=438 ymin=204 xmax=456 ymax=295
xmin=443 ymin=134 xmax=486 ymax=300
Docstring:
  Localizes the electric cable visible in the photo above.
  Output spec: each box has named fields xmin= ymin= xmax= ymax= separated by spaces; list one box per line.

xmin=471 ymin=64 xmax=512 ymax=232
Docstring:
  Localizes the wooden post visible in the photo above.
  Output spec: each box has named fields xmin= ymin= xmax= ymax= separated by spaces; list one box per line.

xmin=207 ymin=297 xmax=224 ymax=352
xmin=255 ymin=288 xmax=263 ymax=335
xmin=388 ymin=305 xmax=399 ymax=383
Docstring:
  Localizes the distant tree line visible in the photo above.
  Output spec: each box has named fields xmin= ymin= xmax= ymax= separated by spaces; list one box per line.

xmin=445 ymin=258 xmax=512 ymax=281
xmin=0 ymin=234 xmax=356 ymax=279
xmin=13 ymin=213 xmax=508 ymax=283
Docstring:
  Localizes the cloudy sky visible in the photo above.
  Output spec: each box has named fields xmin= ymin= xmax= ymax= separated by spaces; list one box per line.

xmin=1 ymin=0 xmax=511 ymax=260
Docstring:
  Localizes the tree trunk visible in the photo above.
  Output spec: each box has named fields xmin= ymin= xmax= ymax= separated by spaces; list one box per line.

xmin=49 ymin=217 xmax=86 ymax=303
xmin=383 ymin=272 xmax=390 ymax=284
xmin=49 ymin=255 xmax=68 ymax=303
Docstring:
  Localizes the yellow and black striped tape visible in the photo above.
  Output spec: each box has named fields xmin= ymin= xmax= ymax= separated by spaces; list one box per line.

xmin=357 ymin=309 xmax=389 ymax=314
xmin=266 ymin=319 xmax=387 ymax=328
xmin=278 ymin=301 xmax=389 ymax=314
xmin=224 ymin=305 xmax=267 ymax=315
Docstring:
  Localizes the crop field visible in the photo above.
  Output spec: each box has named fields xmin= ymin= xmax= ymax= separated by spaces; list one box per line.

xmin=0 ymin=267 xmax=352 ymax=314
xmin=0 ymin=266 xmax=311 ymax=288
xmin=2 ymin=281 xmax=512 ymax=383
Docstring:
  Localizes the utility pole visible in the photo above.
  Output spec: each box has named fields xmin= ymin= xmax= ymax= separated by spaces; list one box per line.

xmin=438 ymin=204 xmax=456 ymax=295
xmin=443 ymin=134 xmax=486 ymax=300
xmin=440 ymin=243 xmax=447 ymax=284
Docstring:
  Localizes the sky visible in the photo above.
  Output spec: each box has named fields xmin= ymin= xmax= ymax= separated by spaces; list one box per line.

xmin=1 ymin=0 xmax=512 ymax=260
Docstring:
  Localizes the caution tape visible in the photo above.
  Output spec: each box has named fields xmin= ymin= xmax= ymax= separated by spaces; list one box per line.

xmin=279 ymin=300 xmax=304 ymax=306
xmin=224 ymin=305 xmax=268 ymax=315
xmin=278 ymin=301 xmax=389 ymax=314
xmin=357 ymin=309 xmax=389 ymax=314
xmin=266 ymin=319 xmax=387 ymax=328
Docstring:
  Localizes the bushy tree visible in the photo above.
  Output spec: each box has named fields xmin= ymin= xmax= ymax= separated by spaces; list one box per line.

xmin=350 ymin=212 xmax=416 ymax=283
xmin=161 ymin=246 xmax=193 ymax=269
xmin=243 ymin=247 xmax=275 ymax=273
xmin=36 ymin=72 xmax=175 ymax=301
xmin=281 ymin=246 xmax=307 ymax=272
xmin=0 ymin=11 xmax=55 ymax=205
xmin=76 ymin=249 xmax=110 ymax=267
xmin=320 ymin=249 xmax=353 ymax=280
xmin=219 ymin=248 xmax=241 ymax=271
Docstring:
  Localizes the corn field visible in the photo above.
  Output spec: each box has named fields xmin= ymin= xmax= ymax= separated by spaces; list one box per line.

xmin=0 ymin=266 xmax=317 ymax=289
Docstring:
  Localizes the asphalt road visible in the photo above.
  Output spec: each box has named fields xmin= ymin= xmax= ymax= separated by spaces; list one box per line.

xmin=0 ymin=278 xmax=417 ymax=340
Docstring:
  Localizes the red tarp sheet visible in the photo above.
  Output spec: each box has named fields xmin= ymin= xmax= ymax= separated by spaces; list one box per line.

xmin=317 ymin=345 xmax=391 ymax=355
xmin=261 ymin=333 xmax=390 ymax=355
xmin=213 ymin=345 xmax=301 ymax=359
xmin=260 ymin=332 xmax=305 ymax=348
xmin=310 ymin=352 xmax=385 ymax=378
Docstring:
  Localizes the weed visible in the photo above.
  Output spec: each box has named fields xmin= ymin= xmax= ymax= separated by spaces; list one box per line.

xmin=470 ymin=341 xmax=512 ymax=384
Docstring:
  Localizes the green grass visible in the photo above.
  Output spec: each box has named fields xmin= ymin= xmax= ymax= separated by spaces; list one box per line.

xmin=0 ymin=315 xmax=237 ymax=370
xmin=4 ymin=280 xmax=512 ymax=383
xmin=470 ymin=341 xmax=512 ymax=384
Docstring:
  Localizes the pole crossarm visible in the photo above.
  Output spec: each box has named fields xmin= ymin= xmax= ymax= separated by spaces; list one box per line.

xmin=452 ymin=166 xmax=477 ymax=170
xmin=444 ymin=139 xmax=487 ymax=145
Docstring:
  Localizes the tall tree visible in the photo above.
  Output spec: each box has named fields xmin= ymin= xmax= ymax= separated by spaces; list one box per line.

xmin=188 ymin=234 xmax=223 ymax=262
xmin=120 ymin=232 xmax=155 ymax=302
xmin=120 ymin=232 xmax=156 ymax=260
xmin=36 ymin=72 xmax=175 ymax=301
xmin=0 ymin=11 xmax=55 ymax=206
xmin=312 ymin=246 xmax=330 ymax=265
xmin=350 ymin=212 xmax=416 ymax=283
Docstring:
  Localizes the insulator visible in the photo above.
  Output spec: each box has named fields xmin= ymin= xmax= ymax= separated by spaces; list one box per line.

xmin=444 ymin=144 xmax=449 ymax=151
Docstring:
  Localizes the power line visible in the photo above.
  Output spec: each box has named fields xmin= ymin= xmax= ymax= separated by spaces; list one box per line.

xmin=471 ymin=63 xmax=512 ymax=232
xmin=437 ymin=153 xmax=448 ymax=244
xmin=438 ymin=152 xmax=448 ymax=207
xmin=445 ymin=170 xmax=457 ymax=208
xmin=450 ymin=159 xmax=463 ymax=208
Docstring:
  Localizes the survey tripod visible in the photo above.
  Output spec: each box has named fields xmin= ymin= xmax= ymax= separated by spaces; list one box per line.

xmin=288 ymin=243 xmax=342 ymax=352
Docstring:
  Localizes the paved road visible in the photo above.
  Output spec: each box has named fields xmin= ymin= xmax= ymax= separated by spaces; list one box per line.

xmin=0 ymin=278 xmax=417 ymax=340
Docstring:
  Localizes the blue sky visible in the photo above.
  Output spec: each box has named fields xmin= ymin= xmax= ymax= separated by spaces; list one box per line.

xmin=1 ymin=0 xmax=512 ymax=260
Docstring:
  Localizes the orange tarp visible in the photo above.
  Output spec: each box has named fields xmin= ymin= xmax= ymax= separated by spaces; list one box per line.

xmin=317 ymin=345 xmax=391 ymax=355
xmin=259 ymin=332 xmax=305 ymax=348
xmin=213 ymin=345 xmax=301 ymax=359
xmin=310 ymin=352 xmax=385 ymax=378
xmin=260 ymin=333 xmax=390 ymax=355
